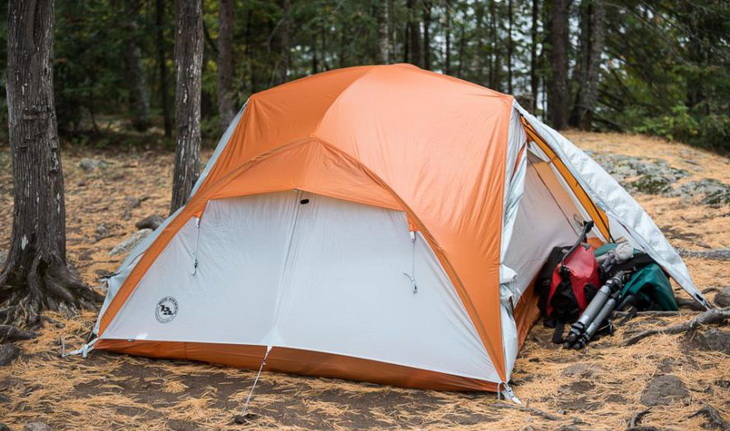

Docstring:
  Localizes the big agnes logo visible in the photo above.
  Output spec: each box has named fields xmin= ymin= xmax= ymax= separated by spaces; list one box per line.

xmin=155 ymin=297 xmax=178 ymax=324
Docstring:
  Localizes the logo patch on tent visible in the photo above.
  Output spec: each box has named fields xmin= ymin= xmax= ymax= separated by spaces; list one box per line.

xmin=155 ymin=297 xmax=178 ymax=324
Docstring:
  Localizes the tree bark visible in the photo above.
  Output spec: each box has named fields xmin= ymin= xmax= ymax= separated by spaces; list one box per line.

xmin=2 ymin=0 xmax=101 ymax=328
xmin=170 ymin=0 xmax=203 ymax=214
xmin=376 ymin=0 xmax=389 ymax=64
xmin=406 ymin=0 xmax=422 ymax=67
xmin=571 ymin=0 xmax=605 ymax=130
xmin=530 ymin=0 xmax=540 ymax=112
xmin=507 ymin=0 xmax=513 ymax=94
xmin=444 ymin=0 xmax=451 ymax=75
xmin=157 ymin=0 xmax=173 ymax=137
xmin=488 ymin=0 xmax=499 ymax=90
xmin=217 ymin=0 xmax=235 ymax=129
xmin=547 ymin=0 xmax=570 ymax=130
xmin=422 ymin=0 xmax=432 ymax=70
xmin=125 ymin=0 xmax=151 ymax=131
xmin=278 ymin=0 xmax=291 ymax=83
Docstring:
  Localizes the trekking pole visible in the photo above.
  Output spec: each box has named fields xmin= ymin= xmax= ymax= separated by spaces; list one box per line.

xmin=564 ymin=271 xmax=626 ymax=349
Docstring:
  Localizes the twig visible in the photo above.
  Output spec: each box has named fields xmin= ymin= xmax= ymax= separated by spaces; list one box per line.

xmin=688 ymin=405 xmax=730 ymax=431
xmin=623 ymin=308 xmax=730 ymax=346
xmin=613 ymin=310 xmax=683 ymax=318
xmin=492 ymin=402 xmax=563 ymax=421
xmin=629 ymin=409 xmax=650 ymax=428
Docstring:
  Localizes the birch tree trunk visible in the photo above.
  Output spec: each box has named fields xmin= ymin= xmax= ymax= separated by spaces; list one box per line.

xmin=1 ymin=0 xmax=101 ymax=327
xmin=170 ymin=0 xmax=203 ymax=214
xmin=217 ymin=0 xmax=236 ymax=129
xmin=376 ymin=0 xmax=390 ymax=64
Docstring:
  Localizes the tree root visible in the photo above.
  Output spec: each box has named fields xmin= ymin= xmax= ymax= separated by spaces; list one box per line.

xmin=0 ymin=252 xmax=103 ymax=329
xmin=0 ymin=324 xmax=38 ymax=343
xmin=623 ymin=308 xmax=730 ymax=346
xmin=689 ymin=405 xmax=730 ymax=431
xmin=492 ymin=402 xmax=563 ymax=421
xmin=628 ymin=409 xmax=651 ymax=428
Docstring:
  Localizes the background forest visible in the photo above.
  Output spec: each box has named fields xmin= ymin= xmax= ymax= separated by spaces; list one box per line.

xmin=0 ymin=0 xmax=728 ymax=151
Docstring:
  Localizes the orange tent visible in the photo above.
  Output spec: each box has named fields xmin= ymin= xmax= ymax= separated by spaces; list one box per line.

xmin=88 ymin=64 xmax=707 ymax=394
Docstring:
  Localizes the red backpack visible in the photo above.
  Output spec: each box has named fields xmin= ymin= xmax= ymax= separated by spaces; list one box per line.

xmin=536 ymin=222 xmax=601 ymax=340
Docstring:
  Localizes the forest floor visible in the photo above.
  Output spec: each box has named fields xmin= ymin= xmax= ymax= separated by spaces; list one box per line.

xmin=0 ymin=131 xmax=729 ymax=430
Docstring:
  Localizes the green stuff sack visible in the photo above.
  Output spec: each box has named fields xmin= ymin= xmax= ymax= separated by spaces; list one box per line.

xmin=620 ymin=264 xmax=678 ymax=311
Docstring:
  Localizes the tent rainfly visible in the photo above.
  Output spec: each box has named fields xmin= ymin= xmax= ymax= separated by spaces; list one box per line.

xmin=88 ymin=64 xmax=709 ymax=394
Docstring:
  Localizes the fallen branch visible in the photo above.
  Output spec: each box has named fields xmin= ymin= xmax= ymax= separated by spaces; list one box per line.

xmin=492 ymin=402 xmax=563 ymax=421
xmin=688 ymin=405 xmax=730 ymax=431
xmin=613 ymin=310 xmax=683 ymax=318
xmin=623 ymin=308 xmax=730 ymax=346
xmin=677 ymin=248 xmax=730 ymax=261
xmin=629 ymin=409 xmax=650 ymax=428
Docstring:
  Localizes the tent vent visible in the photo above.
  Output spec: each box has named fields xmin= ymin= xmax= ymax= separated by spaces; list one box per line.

xmin=300 ymin=199 xmax=310 ymax=205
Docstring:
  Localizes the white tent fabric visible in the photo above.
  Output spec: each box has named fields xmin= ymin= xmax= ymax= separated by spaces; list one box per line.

xmin=101 ymin=191 xmax=498 ymax=382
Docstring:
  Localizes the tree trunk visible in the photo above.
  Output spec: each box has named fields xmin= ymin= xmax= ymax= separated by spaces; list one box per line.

xmin=571 ymin=0 xmax=605 ymax=130
xmin=278 ymin=0 xmax=291 ymax=83
xmin=547 ymin=0 xmax=570 ymax=130
xmin=444 ymin=0 xmax=451 ymax=75
xmin=125 ymin=0 xmax=151 ymax=132
xmin=217 ymin=0 xmax=235 ymax=129
xmin=2 ymin=0 xmax=101 ymax=328
xmin=422 ymin=0 xmax=432 ymax=70
xmin=376 ymin=0 xmax=389 ymax=64
xmin=488 ymin=0 xmax=499 ymax=90
xmin=157 ymin=0 xmax=173 ymax=137
xmin=530 ymin=0 xmax=539 ymax=112
xmin=506 ymin=0 xmax=513 ymax=94
xmin=170 ymin=0 xmax=203 ymax=214
xmin=406 ymin=0 xmax=422 ymax=67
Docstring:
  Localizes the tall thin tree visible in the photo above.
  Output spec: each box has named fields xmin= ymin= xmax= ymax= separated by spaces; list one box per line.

xmin=157 ymin=0 xmax=173 ymax=137
xmin=377 ymin=0 xmax=390 ymax=64
xmin=125 ymin=0 xmax=151 ymax=131
xmin=170 ymin=0 xmax=203 ymax=214
xmin=217 ymin=0 xmax=235 ymax=129
xmin=530 ymin=0 xmax=540 ymax=112
xmin=546 ymin=0 xmax=570 ymax=129
xmin=1 ymin=0 xmax=101 ymax=327
xmin=571 ymin=0 xmax=605 ymax=130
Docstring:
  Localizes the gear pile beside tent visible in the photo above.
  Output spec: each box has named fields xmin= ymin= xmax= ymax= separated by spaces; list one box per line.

xmin=86 ymin=64 xmax=708 ymax=394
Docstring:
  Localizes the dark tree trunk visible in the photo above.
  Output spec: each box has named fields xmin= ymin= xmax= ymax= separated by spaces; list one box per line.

xmin=570 ymin=0 xmax=606 ymax=130
xmin=2 ymin=0 xmax=101 ymax=327
xmin=157 ymin=0 xmax=173 ymax=137
xmin=530 ymin=0 xmax=540 ymax=112
xmin=217 ymin=0 xmax=235 ymax=129
xmin=506 ymin=0 xmax=513 ymax=94
xmin=125 ymin=0 xmax=151 ymax=131
xmin=444 ymin=0 xmax=451 ymax=75
xmin=488 ymin=0 xmax=499 ymax=90
xmin=547 ymin=0 xmax=570 ymax=130
xmin=422 ymin=0 xmax=432 ymax=70
xmin=170 ymin=0 xmax=203 ymax=214
xmin=406 ymin=0 xmax=422 ymax=67
xmin=278 ymin=0 xmax=291 ymax=83
xmin=376 ymin=0 xmax=389 ymax=64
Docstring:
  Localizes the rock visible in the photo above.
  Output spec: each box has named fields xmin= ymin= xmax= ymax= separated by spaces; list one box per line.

xmin=0 ymin=344 xmax=21 ymax=366
xmin=562 ymin=363 xmax=604 ymax=378
xmin=109 ymin=229 xmax=152 ymax=257
xmin=0 ymin=424 xmax=10 ymax=431
xmin=628 ymin=174 xmax=673 ymax=195
xmin=135 ymin=214 xmax=164 ymax=231
xmin=715 ymin=286 xmax=730 ymax=307
xmin=0 ymin=392 xmax=10 ymax=403
xmin=0 ymin=325 xmax=37 ymax=343
xmin=95 ymin=223 xmax=111 ymax=241
xmin=676 ymin=178 xmax=730 ymax=205
xmin=24 ymin=423 xmax=52 ymax=431
xmin=640 ymin=375 xmax=689 ymax=406
xmin=78 ymin=158 xmax=107 ymax=171
xmin=684 ymin=329 xmax=730 ymax=355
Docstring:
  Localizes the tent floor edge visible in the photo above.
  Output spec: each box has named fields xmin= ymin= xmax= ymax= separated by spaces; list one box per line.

xmin=95 ymin=338 xmax=499 ymax=392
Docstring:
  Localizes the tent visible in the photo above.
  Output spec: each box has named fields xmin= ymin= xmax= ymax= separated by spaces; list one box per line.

xmin=90 ymin=64 xmax=709 ymax=393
